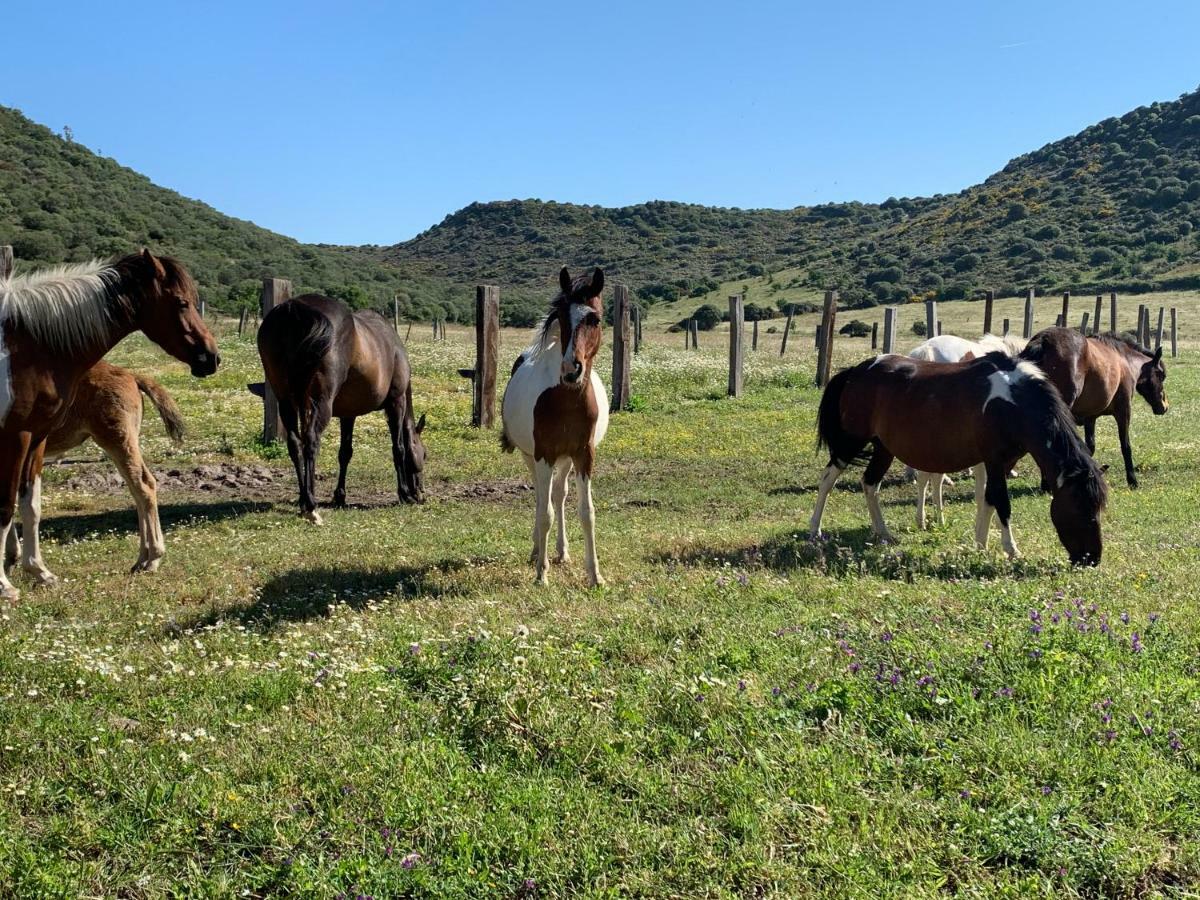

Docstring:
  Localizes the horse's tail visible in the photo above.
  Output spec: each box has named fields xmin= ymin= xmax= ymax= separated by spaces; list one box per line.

xmin=134 ymin=374 xmax=186 ymax=445
xmin=816 ymin=366 xmax=851 ymax=456
xmin=261 ymin=301 xmax=336 ymax=433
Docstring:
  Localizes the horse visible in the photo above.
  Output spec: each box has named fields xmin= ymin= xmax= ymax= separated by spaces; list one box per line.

xmin=256 ymin=294 xmax=427 ymax=524
xmin=810 ymin=352 xmax=1109 ymax=566
xmin=6 ymin=362 xmax=185 ymax=575
xmin=1020 ymin=327 xmax=1167 ymax=488
xmin=0 ymin=250 xmax=219 ymax=599
xmin=500 ymin=267 xmax=608 ymax=586
xmin=905 ymin=332 xmax=1028 ymax=527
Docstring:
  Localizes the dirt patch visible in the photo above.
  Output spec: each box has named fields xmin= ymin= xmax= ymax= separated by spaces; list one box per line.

xmin=439 ymin=478 xmax=532 ymax=503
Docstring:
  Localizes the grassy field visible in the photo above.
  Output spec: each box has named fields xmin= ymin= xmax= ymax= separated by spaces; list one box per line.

xmin=2 ymin=295 xmax=1200 ymax=897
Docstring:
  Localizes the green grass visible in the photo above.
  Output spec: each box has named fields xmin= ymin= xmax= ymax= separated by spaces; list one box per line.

xmin=2 ymin=301 xmax=1200 ymax=897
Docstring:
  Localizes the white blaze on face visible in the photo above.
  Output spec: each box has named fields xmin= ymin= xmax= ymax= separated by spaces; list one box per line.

xmin=0 ymin=322 xmax=11 ymax=427
xmin=560 ymin=303 xmax=589 ymax=376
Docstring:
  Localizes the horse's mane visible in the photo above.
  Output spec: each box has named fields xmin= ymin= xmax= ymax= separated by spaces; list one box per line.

xmin=1002 ymin=354 xmax=1109 ymax=510
xmin=0 ymin=259 xmax=124 ymax=353
xmin=1093 ymin=331 xmax=1154 ymax=358
xmin=521 ymin=272 xmax=598 ymax=361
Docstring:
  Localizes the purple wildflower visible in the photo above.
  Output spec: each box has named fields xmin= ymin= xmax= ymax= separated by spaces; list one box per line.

xmin=1040 ymin=785 xmax=1052 ymax=796
xmin=1169 ymin=731 xmax=1183 ymax=751
xmin=737 ymin=680 xmax=747 ymax=692
xmin=1120 ymin=611 xmax=1130 ymax=624
xmin=1149 ymin=613 xmax=1161 ymax=625
xmin=995 ymin=686 xmax=1014 ymax=699
xmin=959 ymin=789 xmax=971 ymax=799
xmin=1131 ymin=633 xmax=1144 ymax=653
xmin=880 ymin=631 xmax=894 ymax=643
xmin=400 ymin=852 xmax=421 ymax=869
xmin=409 ymin=642 xmax=421 ymax=655
xmin=772 ymin=686 xmax=781 ymax=697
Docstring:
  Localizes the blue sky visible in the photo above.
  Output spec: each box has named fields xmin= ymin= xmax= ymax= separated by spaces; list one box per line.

xmin=3 ymin=1 xmax=1198 ymax=245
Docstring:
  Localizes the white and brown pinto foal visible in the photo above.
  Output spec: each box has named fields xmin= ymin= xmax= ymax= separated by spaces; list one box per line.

xmin=501 ymin=267 xmax=609 ymax=586
xmin=0 ymin=251 xmax=218 ymax=600
xmin=905 ymin=333 xmax=1027 ymax=528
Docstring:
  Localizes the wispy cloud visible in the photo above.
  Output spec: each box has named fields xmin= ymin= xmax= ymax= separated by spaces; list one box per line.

xmin=999 ymin=40 xmax=1033 ymax=49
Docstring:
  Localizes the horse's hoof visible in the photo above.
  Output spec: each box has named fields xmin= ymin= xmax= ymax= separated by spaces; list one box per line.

xmin=302 ymin=510 xmax=324 ymax=526
xmin=31 ymin=571 xmax=58 ymax=588
xmin=1127 ymin=479 xmax=1139 ymax=490
xmin=553 ymin=552 xmax=571 ymax=565
xmin=589 ymin=574 xmax=606 ymax=588
xmin=0 ymin=585 xmax=18 ymax=602
xmin=332 ymin=493 xmax=347 ymax=509
xmin=534 ymin=572 xmax=548 ymax=586
xmin=130 ymin=559 xmax=162 ymax=574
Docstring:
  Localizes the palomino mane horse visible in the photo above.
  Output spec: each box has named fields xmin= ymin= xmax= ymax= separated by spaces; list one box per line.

xmin=6 ymin=361 xmax=186 ymax=575
xmin=501 ymin=267 xmax=608 ymax=586
xmin=1021 ymin=327 xmax=1167 ymax=488
xmin=905 ymin=332 xmax=1028 ymax=528
xmin=810 ymin=351 xmax=1109 ymax=566
xmin=0 ymin=250 xmax=219 ymax=600
xmin=256 ymin=293 xmax=427 ymax=525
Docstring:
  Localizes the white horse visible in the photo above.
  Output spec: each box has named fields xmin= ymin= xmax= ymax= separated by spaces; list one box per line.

xmin=905 ymin=333 xmax=1028 ymax=528
xmin=501 ymin=267 xmax=609 ymax=586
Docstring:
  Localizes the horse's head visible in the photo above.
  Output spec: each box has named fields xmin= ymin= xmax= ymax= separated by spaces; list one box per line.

xmin=126 ymin=250 xmax=220 ymax=377
xmin=1136 ymin=346 xmax=1168 ymax=415
xmin=398 ymin=413 xmax=427 ymax=504
xmin=554 ymin=267 xmax=605 ymax=386
xmin=1049 ymin=464 xmax=1108 ymax=567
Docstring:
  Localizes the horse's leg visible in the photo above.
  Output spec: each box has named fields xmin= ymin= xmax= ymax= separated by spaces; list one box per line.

xmin=1114 ymin=399 xmax=1137 ymax=488
xmin=915 ymin=471 xmax=930 ymax=530
xmin=862 ymin=443 xmax=896 ymax=543
xmin=533 ymin=458 xmax=554 ymax=584
xmin=984 ymin=462 xmax=1018 ymax=559
xmin=521 ymin=452 xmax=538 ymax=563
xmin=333 ymin=416 xmax=355 ymax=508
xmin=809 ymin=461 xmax=846 ymax=537
xmin=573 ymin=456 xmax=603 ymax=587
xmin=94 ymin=427 xmax=163 ymax=573
xmin=551 ymin=458 xmax=572 ymax=564
xmin=932 ymin=469 xmax=946 ymax=526
xmin=0 ymin=433 xmax=32 ymax=601
xmin=18 ymin=442 xmax=56 ymax=586
xmin=279 ymin=400 xmax=309 ymax=519
xmin=1083 ymin=417 xmax=1097 ymax=456
xmin=972 ymin=464 xmax=991 ymax=549
xmin=4 ymin=523 xmax=17 ymax=571
xmin=300 ymin=397 xmax=333 ymax=524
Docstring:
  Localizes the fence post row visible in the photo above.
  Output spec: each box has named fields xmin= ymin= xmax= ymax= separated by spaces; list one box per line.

xmin=728 ymin=294 xmax=744 ymax=398
xmin=610 ymin=284 xmax=632 ymax=412
xmin=472 ymin=286 xmax=500 ymax=428
xmin=260 ymin=277 xmax=291 ymax=442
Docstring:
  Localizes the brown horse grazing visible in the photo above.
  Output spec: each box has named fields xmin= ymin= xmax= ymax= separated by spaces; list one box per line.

xmin=256 ymin=294 xmax=427 ymax=524
xmin=810 ymin=352 xmax=1109 ymax=566
xmin=500 ymin=267 xmax=608 ymax=586
xmin=0 ymin=251 xmax=219 ymax=599
xmin=5 ymin=362 xmax=185 ymax=575
xmin=1021 ymin=328 xmax=1167 ymax=488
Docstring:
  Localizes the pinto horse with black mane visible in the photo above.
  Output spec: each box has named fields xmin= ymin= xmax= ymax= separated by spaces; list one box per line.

xmin=256 ymin=294 xmax=427 ymax=524
xmin=501 ymin=267 xmax=608 ymax=586
xmin=810 ymin=352 xmax=1109 ymax=566
xmin=1021 ymin=327 xmax=1167 ymax=488
xmin=0 ymin=250 xmax=219 ymax=599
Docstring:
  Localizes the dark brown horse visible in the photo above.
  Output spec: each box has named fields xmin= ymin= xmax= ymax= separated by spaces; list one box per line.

xmin=811 ymin=352 xmax=1109 ymax=566
xmin=1021 ymin=327 xmax=1167 ymax=488
xmin=0 ymin=250 xmax=219 ymax=599
xmin=256 ymin=294 xmax=427 ymax=524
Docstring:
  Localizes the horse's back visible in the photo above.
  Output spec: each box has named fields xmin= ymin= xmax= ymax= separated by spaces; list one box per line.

xmin=908 ymin=334 xmax=979 ymax=363
xmin=332 ymin=311 xmax=409 ymax=416
xmin=257 ymin=294 xmax=351 ymax=403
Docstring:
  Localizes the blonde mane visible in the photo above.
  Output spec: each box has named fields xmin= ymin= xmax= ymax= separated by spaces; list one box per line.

xmin=0 ymin=260 xmax=125 ymax=353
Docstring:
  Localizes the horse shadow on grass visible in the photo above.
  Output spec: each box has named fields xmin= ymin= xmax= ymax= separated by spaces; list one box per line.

xmin=168 ymin=559 xmax=470 ymax=634
xmin=651 ymin=525 xmax=1060 ymax=582
xmin=39 ymin=500 xmax=272 ymax=544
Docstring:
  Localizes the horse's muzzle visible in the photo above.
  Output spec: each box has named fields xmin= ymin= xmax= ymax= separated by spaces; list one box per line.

xmin=191 ymin=349 xmax=220 ymax=377
xmin=561 ymin=361 xmax=584 ymax=384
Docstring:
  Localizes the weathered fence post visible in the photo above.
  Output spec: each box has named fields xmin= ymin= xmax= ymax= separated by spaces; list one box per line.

xmin=441 ymin=320 xmax=447 ymax=340
xmin=393 ymin=296 xmax=401 ymax=333
xmin=1061 ymin=291 xmax=1070 ymax=327
xmin=0 ymin=245 xmax=12 ymax=280
xmin=611 ymin=284 xmax=632 ymax=412
xmin=814 ymin=324 xmax=822 ymax=350
xmin=925 ymin=300 xmax=937 ymax=341
xmin=871 ymin=321 xmax=878 ymax=350
xmin=259 ymin=277 xmax=291 ymax=442
xmin=1003 ymin=318 xmax=1011 ymax=336
xmin=882 ymin=307 xmax=897 ymax=354
xmin=683 ymin=323 xmax=690 ymax=350
xmin=1093 ymin=296 xmax=1103 ymax=336
xmin=780 ymin=306 xmax=795 ymax=356
xmin=433 ymin=319 xmax=439 ymax=340
xmin=632 ymin=305 xmax=641 ymax=354
xmin=752 ymin=318 xmax=759 ymax=351
xmin=816 ymin=290 xmax=838 ymax=387
xmin=690 ymin=319 xmax=699 ymax=349
xmin=1023 ymin=289 xmax=1035 ymax=339
xmin=1055 ymin=314 xmax=1064 ymax=328
xmin=1080 ymin=312 xmax=1090 ymax=333
xmin=1137 ymin=305 xmax=1147 ymax=345
xmin=983 ymin=289 xmax=994 ymax=335
xmin=472 ymin=286 xmax=500 ymax=428
xmin=937 ymin=319 xmax=943 ymax=336
xmin=728 ymin=295 xmax=744 ymax=398
xmin=1170 ymin=307 xmax=1178 ymax=358
xmin=1155 ymin=307 xmax=1165 ymax=349
xmin=237 ymin=307 xmax=248 ymax=335
xmin=1110 ymin=292 xmax=1118 ymax=332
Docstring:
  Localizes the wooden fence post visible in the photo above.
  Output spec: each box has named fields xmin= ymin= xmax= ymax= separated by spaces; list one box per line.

xmin=237 ymin=307 xmax=248 ymax=335
xmin=1080 ymin=312 xmax=1089 ymax=333
xmin=1170 ymin=307 xmax=1178 ymax=358
xmin=1055 ymin=314 xmax=1063 ymax=328
xmin=925 ymin=300 xmax=937 ymax=341
xmin=1110 ymin=292 xmax=1118 ymax=332
xmin=1137 ymin=305 xmax=1147 ymax=345
xmin=632 ymin=305 xmax=641 ymax=354
xmin=393 ymin=296 xmax=401 ymax=333
xmin=1003 ymin=318 xmax=1010 ymax=336
xmin=259 ymin=277 xmax=291 ymax=442
xmin=882 ymin=306 xmax=897 ymax=354
xmin=611 ymin=284 xmax=632 ymax=412
xmin=690 ymin=320 xmax=699 ymax=349
xmin=472 ymin=286 xmax=500 ymax=427
xmin=728 ymin=295 xmax=744 ymax=398
xmin=937 ymin=319 xmax=943 ymax=336
xmin=1023 ymin=289 xmax=1034 ymax=339
xmin=1061 ymin=291 xmax=1070 ymax=327
xmin=780 ymin=307 xmax=795 ymax=356
xmin=1093 ymin=296 xmax=1103 ymax=336
xmin=983 ymin=289 xmax=994 ymax=335
xmin=683 ymin=323 xmax=690 ymax=350
xmin=0 ymin=245 xmax=12 ymax=280
xmin=1155 ymin=307 xmax=1165 ymax=349
xmin=433 ymin=320 xmax=439 ymax=340
xmin=816 ymin=290 xmax=838 ymax=387
xmin=871 ymin=321 xmax=878 ymax=350
xmin=752 ymin=318 xmax=759 ymax=351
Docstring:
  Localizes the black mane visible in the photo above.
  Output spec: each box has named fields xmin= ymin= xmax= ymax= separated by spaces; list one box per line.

xmin=1092 ymin=330 xmax=1154 ymax=358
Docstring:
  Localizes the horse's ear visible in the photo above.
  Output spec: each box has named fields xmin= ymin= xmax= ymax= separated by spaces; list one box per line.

xmin=962 ymin=350 xmax=975 ymax=362
xmin=141 ymin=247 xmax=166 ymax=279
xmin=1152 ymin=346 xmax=1163 ymax=363
xmin=415 ymin=413 xmax=427 ymax=434
xmin=559 ymin=267 xmax=573 ymax=296
xmin=1099 ymin=463 xmax=1110 ymax=474
xmin=589 ymin=267 xmax=605 ymax=297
